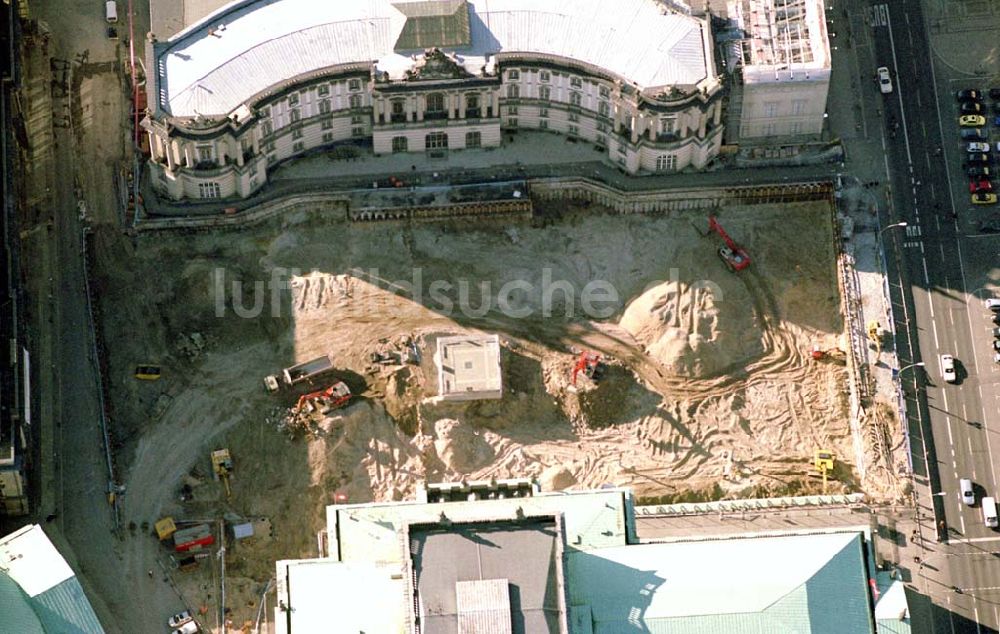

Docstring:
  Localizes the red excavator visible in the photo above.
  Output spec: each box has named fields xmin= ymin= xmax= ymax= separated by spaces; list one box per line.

xmin=571 ymin=351 xmax=606 ymax=386
xmin=707 ymin=216 xmax=751 ymax=272
xmin=294 ymin=381 xmax=352 ymax=414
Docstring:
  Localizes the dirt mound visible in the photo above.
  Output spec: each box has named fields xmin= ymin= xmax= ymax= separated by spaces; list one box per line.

xmin=619 ymin=278 xmax=760 ymax=378
xmin=538 ymin=465 xmax=577 ymax=491
xmin=432 ymin=418 xmax=496 ymax=473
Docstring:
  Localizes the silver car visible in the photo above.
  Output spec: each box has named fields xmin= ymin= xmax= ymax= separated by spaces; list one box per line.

xmin=961 ymin=478 xmax=976 ymax=506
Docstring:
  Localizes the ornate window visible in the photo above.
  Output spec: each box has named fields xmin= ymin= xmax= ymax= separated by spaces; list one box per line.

xmin=288 ymin=93 xmax=300 ymax=107
xmin=319 ymin=100 xmax=331 ymax=114
xmin=289 ymin=109 xmax=300 ymax=123
xmin=349 ymin=94 xmax=363 ymax=109
xmin=570 ymin=76 xmax=582 ymax=88
xmin=539 ymin=70 xmax=550 ymax=82
xmin=569 ymin=91 xmax=581 ymax=107
xmin=508 ymin=69 xmax=519 ymax=81
xmin=348 ymin=78 xmax=362 ymax=91
xmin=317 ymin=85 xmax=330 ymax=97
xmin=656 ymin=154 xmax=677 ymax=171
xmin=426 ymin=93 xmax=445 ymax=118
xmin=598 ymin=101 xmax=610 ymax=118
xmin=392 ymin=136 xmax=408 ymax=153
xmin=425 ymin=131 xmax=448 ymax=149
xmin=507 ymin=85 xmax=519 ymax=99
xmin=599 ymin=86 xmax=610 ymax=99
xmin=198 ymin=182 xmax=221 ymax=198
xmin=465 ymin=131 xmax=481 ymax=148
xmin=539 ymin=86 xmax=550 ymax=101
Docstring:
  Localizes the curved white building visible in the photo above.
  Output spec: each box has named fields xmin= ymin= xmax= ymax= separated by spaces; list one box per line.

xmin=143 ymin=0 xmax=724 ymax=201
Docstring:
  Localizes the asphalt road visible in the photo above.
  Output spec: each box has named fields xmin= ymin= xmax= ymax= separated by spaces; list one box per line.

xmin=868 ymin=1 xmax=1000 ymax=630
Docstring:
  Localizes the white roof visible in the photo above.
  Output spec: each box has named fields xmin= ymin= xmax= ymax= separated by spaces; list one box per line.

xmin=275 ymin=558 xmax=406 ymax=634
xmin=157 ymin=0 xmax=709 ymax=117
xmin=0 ymin=525 xmax=75 ymax=597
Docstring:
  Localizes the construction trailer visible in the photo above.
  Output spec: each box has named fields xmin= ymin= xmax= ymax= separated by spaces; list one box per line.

xmin=173 ymin=524 xmax=215 ymax=552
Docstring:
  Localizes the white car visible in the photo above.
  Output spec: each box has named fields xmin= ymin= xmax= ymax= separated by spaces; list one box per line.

xmin=987 ymin=298 xmax=1000 ymax=311
xmin=172 ymin=621 xmax=199 ymax=634
xmin=941 ymin=354 xmax=957 ymax=383
xmin=877 ymin=67 xmax=893 ymax=94
xmin=961 ymin=478 xmax=975 ymax=506
xmin=968 ymin=142 xmax=991 ymax=153
xmin=168 ymin=611 xmax=193 ymax=628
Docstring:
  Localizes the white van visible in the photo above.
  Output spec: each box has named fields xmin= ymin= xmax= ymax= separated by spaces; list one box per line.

xmin=983 ymin=496 xmax=998 ymax=528
xmin=105 ymin=0 xmax=117 ymax=23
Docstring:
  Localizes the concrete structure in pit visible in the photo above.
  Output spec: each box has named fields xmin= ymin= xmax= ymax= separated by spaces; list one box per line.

xmin=434 ymin=334 xmax=502 ymax=402
xmin=142 ymin=0 xmax=725 ymax=201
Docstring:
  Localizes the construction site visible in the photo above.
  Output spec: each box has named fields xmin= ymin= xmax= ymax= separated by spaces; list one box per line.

xmin=75 ymin=183 xmax=906 ymax=628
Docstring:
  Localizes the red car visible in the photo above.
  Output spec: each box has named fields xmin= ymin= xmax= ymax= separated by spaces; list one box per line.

xmin=970 ymin=177 xmax=994 ymax=193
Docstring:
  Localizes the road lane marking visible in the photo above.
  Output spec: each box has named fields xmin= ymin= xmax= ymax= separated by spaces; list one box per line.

xmin=884 ymin=8 xmax=913 ymax=165
xmin=923 ymin=257 xmax=932 ymax=286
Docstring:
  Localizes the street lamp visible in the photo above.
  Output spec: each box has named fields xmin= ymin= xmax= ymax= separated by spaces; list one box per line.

xmin=897 ymin=361 xmax=925 ymax=376
xmin=880 ymin=221 xmax=908 ymax=237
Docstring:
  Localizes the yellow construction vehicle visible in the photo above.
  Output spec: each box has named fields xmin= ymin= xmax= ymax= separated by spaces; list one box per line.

xmin=154 ymin=516 xmax=177 ymax=541
xmin=211 ymin=449 xmax=234 ymax=498
xmin=867 ymin=321 xmax=882 ymax=356
xmin=813 ymin=449 xmax=835 ymax=494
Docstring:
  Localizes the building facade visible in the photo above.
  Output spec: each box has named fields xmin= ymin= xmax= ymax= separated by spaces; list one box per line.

xmin=722 ymin=0 xmax=832 ymax=141
xmin=143 ymin=0 xmax=723 ymax=201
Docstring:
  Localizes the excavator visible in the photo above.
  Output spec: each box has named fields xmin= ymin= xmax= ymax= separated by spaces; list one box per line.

xmin=571 ymin=351 xmax=606 ymax=386
xmin=294 ymin=381 xmax=352 ymax=415
xmin=706 ymin=216 xmax=751 ymax=272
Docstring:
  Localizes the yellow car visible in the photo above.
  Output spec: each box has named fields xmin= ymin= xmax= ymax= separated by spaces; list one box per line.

xmin=972 ymin=192 xmax=998 ymax=205
xmin=960 ymin=115 xmax=987 ymax=127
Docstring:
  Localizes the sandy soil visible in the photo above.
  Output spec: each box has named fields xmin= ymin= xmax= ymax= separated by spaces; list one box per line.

xmin=87 ymin=200 xmax=865 ymax=626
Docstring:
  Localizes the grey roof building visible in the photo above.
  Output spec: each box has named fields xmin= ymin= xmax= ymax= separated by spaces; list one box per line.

xmin=274 ymin=483 xmax=899 ymax=633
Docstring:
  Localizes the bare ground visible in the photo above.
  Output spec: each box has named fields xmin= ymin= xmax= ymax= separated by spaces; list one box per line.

xmin=86 ymin=199 xmax=876 ymax=627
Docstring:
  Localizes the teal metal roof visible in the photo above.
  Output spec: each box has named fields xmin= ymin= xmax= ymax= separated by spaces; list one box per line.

xmin=568 ymin=532 xmax=875 ymax=634
xmin=32 ymin=578 xmax=106 ymax=634
xmin=0 ymin=572 xmax=46 ymax=634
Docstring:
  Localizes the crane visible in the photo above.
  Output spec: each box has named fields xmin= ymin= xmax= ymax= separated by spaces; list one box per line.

xmin=707 ymin=216 xmax=751 ymax=271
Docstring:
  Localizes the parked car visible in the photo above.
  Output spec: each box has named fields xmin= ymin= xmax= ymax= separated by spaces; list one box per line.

xmin=978 ymin=216 xmax=1000 ymax=233
xmin=990 ymin=88 xmax=1000 ymax=100
xmin=958 ymin=89 xmax=983 ymax=102
xmin=994 ymin=340 xmax=1000 ymax=352
xmin=877 ymin=67 xmax=893 ymax=94
xmin=995 ymin=352 xmax=1000 ymax=364
xmin=966 ymin=141 xmax=991 ymax=152
xmin=992 ymin=327 xmax=1000 ymax=337
xmin=941 ymin=354 xmax=957 ymax=383
xmin=961 ymin=478 xmax=976 ymax=506
xmin=966 ymin=153 xmax=995 ymax=165
xmin=961 ymin=115 xmax=987 ymax=127
xmin=168 ymin=611 xmax=193 ymax=629
xmin=988 ymin=298 xmax=1000 ymax=311
xmin=961 ymin=128 xmax=988 ymax=141
xmin=961 ymin=101 xmax=984 ymax=114
xmin=967 ymin=165 xmax=992 ymax=177
xmin=106 ymin=26 xmax=118 ymax=40
xmin=969 ymin=177 xmax=993 ymax=193
xmin=972 ymin=192 xmax=998 ymax=205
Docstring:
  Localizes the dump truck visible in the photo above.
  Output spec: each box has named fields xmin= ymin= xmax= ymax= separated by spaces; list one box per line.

xmin=264 ymin=355 xmax=334 ymax=392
